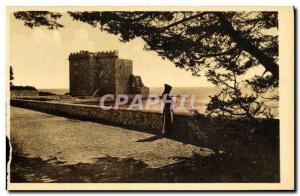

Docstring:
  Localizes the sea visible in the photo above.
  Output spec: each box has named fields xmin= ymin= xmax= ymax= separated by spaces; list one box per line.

xmin=38 ymin=87 xmax=278 ymax=116
xmin=39 ymin=87 xmax=219 ymax=100
xmin=39 ymin=87 xmax=219 ymax=113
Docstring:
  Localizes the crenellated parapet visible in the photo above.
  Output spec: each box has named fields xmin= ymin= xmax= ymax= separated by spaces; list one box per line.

xmin=94 ymin=50 xmax=118 ymax=59
xmin=69 ymin=50 xmax=92 ymax=60
xmin=69 ymin=50 xmax=119 ymax=60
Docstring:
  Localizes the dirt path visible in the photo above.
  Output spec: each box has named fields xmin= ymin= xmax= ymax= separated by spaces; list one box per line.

xmin=9 ymin=106 xmax=279 ymax=183
xmin=9 ymin=106 xmax=216 ymax=182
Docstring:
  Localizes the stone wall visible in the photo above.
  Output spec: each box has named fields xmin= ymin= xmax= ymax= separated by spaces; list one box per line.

xmin=115 ymin=59 xmax=133 ymax=94
xmin=69 ymin=52 xmax=95 ymax=96
xmin=11 ymin=99 xmax=161 ymax=131
xmin=69 ymin=50 xmax=149 ymax=96
xmin=129 ymin=75 xmax=150 ymax=94
xmin=10 ymin=99 xmax=279 ymax=151
xmin=94 ymin=57 xmax=117 ymax=95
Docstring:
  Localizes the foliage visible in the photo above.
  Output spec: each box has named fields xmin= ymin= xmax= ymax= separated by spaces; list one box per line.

xmin=14 ymin=11 xmax=63 ymax=29
xmin=10 ymin=85 xmax=37 ymax=91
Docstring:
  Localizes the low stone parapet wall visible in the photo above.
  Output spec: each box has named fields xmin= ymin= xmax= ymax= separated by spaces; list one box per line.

xmin=10 ymin=99 xmax=279 ymax=151
xmin=10 ymin=99 xmax=163 ymax=133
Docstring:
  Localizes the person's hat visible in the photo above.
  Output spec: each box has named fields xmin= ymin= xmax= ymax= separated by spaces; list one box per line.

xmin=162 ymin=84 xmax=172 ymax=94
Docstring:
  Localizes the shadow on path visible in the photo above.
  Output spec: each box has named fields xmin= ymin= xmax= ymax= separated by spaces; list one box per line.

xmin=136 ymin=135 xmax=163 ymax=142
xmin=10 ymin=147 xmax=279 ymax=183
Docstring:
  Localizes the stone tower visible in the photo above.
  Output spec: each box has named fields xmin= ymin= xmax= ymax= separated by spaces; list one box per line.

xmin=69 ymin=50 xmax=149 ymax=96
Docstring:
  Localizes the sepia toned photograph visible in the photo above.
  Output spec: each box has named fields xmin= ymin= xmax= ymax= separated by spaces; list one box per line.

xmin=6 ymin=6 xmax=294 ymax=191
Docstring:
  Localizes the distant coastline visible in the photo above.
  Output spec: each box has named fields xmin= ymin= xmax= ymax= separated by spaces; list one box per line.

xmin=38 ymin=89 xmax=69 ymax=95
xmin=39 ymin=87 xmax=220 ymax=99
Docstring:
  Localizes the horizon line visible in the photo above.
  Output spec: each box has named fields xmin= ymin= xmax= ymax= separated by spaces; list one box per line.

xmin=37 ymin=86 xmax=216 ymax=89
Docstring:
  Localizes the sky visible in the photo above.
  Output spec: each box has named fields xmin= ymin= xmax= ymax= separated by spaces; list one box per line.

xmin=8 ymin=13 xmax=213 ymax=89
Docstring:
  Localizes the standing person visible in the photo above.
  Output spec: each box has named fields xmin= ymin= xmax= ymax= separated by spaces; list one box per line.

xmin=162 ymin=84 xmax=174 ymax=136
